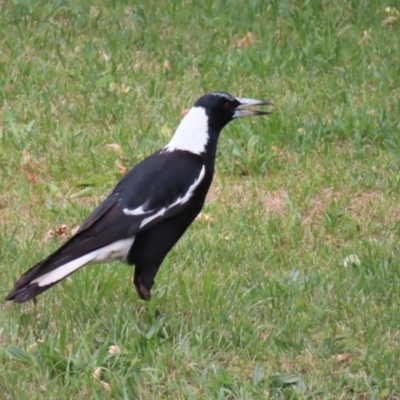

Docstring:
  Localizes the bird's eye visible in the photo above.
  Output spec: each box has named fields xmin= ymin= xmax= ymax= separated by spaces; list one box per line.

xmin=223 ymin=101 xmax=231 ymax=110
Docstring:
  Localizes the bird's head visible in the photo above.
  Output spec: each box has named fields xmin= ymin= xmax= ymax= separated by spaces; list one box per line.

xmin=165 ymin=91 xmax=273 ymax=155
xmin=194 ymin=92 xmax=273 ymax=130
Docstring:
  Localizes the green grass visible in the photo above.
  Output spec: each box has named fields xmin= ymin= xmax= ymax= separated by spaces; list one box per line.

xmin=1 ymin=0 xmax=400 ymax=398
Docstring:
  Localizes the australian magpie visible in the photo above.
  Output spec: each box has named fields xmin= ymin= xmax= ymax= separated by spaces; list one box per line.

xmin=6 ymin=92 xmax=272 ymax=306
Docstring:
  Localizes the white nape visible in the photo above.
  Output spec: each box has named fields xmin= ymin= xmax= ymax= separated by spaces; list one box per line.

xmin=32 ymin=237 xmax=135 ymax=287
xmin=164 ymin=106 xmax=209 ymax=155
xmin=138 ymin=165 xmax=206 ymax=229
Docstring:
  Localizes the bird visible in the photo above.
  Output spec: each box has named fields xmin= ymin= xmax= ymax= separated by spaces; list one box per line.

xmin=6 ymin=92 xmax=272 ymax=307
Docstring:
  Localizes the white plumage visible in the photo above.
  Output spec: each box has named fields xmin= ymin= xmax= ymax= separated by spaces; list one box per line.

xmin=164 ymin=107 xmax=209 ymax=155
xmin=32 ymin=237 xmax=135 ymax=286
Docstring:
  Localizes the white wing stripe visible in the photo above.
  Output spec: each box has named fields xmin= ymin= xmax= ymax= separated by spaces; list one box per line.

xmin=140 ymin=165 xmax=206 ymax=229
xmin=140 ymin=208 xmax=166 ymax=228
xmin=123 ymin=205 xmax=151 ymax=216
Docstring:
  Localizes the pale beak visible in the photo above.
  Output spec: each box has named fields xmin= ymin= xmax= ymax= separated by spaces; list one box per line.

xmin=233 ymin=98 xmax=274 ymax=118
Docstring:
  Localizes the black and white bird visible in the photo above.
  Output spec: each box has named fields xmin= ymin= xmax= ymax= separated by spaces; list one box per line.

xmin=6 ymin=92 xmax=272 ymax=305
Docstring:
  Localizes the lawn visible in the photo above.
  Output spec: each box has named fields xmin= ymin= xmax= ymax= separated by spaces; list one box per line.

xmin=1 ymin=0 xmax=400 ymax=398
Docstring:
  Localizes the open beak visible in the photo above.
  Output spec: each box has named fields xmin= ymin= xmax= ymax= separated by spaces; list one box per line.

xmin=233 ymin=98 xmax=274 ymax=118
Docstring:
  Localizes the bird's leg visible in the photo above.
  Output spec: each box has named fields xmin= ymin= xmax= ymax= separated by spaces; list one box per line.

xmin=133 ymin=266 xmax=160 ymax=318
xmin=32 ymin=297 xmax=40 ymax=339
xmin=136 ymin=282 xmax=151 ymax=301
xmin=133 ymin=270 xmax=152 ymax=301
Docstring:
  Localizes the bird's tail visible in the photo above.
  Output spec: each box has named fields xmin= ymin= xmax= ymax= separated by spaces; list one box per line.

xmin=5 ymin=239 xmax=96 ymax=303
xmin=6 ymin=234 xmax=135 ymax=303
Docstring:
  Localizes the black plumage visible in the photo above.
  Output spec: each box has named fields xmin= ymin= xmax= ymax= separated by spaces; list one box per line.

xmin=6 ymin=92 xmax=272 ymax=306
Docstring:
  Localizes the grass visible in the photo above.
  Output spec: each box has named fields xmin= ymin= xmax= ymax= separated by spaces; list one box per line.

xmin=1 ymin=0 xmax=400 ymax=398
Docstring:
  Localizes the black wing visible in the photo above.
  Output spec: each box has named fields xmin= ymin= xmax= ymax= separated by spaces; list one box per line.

xmin=77 ymin=149 xmax=206 ymax=239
